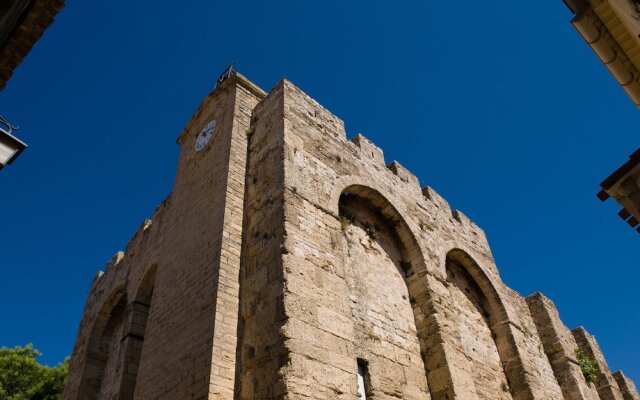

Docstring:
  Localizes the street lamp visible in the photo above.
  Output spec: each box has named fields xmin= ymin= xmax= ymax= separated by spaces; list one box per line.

xmin=0 ymin=116 xmax=26 ymax=169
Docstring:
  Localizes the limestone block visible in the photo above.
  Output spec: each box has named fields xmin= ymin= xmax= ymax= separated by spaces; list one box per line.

xmin=422 ymin=185 xmax=452 ymax=214
xmin=387 ymin=160 xmax=421 ymax=188
xmin=572 ymin=327 xmax=624 ymax=400
xmin=526 ymin=293 xmax=600 ymax=400
xmin=350 ymin=133 xmax=385 ymax=165
xmin=614 ymin=371 xmax=640 ymax=400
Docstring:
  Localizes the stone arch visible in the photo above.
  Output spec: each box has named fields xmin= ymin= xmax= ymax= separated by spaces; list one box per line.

xmin=445 ymin=248 xmax=509 ymax=322
xmin=117 ymin=265 xmax=158 ymax=400
xmin=336 ymin=183 xmax=432 ymax=398
xmin=133 ymin=264 xmax=158 ymax=304
xmin=443 ymin=247 xmax=529 ymax=400
xmin=331 ymin=180 xmax=429 ymax=275
xmin=78 ymin=286 xmax=128 ymax=400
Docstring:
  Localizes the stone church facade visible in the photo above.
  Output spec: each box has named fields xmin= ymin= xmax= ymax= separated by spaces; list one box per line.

xmin=62 ymin=72 xmax=638 ymax=400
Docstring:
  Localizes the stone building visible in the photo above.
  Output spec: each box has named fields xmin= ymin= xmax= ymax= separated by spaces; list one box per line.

xmin=597 ymin=148 xmax=640 ymax=233
xmin=62 ymin=71 xmax=639 ymax=400
xmin=0 ymin=0 xmax=64 ymax=168
xmin=563 ymin=0 xmax=640 ymax=107
xmin=562 ymin=0 xmax=640 ymax=231
xmin=0 ymin=0 xmax=64 ymax=90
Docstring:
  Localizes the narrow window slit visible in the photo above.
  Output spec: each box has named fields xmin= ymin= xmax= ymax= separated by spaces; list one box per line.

xmin=357 ymin=359 xmax=371 ymax=400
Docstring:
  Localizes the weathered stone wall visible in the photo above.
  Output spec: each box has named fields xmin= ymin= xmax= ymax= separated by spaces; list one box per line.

xmin=614 ymin=371 xmax=640 ymax=400
xmin=63 ymin=75 xmax=263 ymax=400
xmin=526 ymin=293 xmax=600 ymax=400
xmin=63 ymin=74 xmax=638 ymax=400
xmin=340 ymin=194 xmax=431 ymax=399
xmin=445 ymin=258 xmax=511 ymax=400
xmin=572 ymin=327 xmax=625 ymax=400
xmin=96 ymin=298 xmax=125 ymax=399
xmin=276 ymin=79 xmax=567 ymax=400
xmin=235 ymin=80 xmax=288 ymax=399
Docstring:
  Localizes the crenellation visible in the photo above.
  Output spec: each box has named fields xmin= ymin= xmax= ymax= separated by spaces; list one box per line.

xmin=446 ymin=210 xmax=489 ymax=254
xmin=451 ymin=209 xmax=468 ymax=224
xmin=421 ymin=185 xmax=452 ymax=213
xmin=349 ymin=133 xmax=385 ymax=165
xmin=63 ymin=72 xmax=633 ymax=400
xmin=386 ymin=160 xmax=421 ymax=189
xmin=614 ymin=371 xmax=640 ymax=400
xmin=572 ymin=327 xmax=625 ymax=400
xmin=123 ymin=219 xmax=152 ymax=257
xmin=496 ymin=288 xmax=566 ymax=398
xmin=102 ymin=251 xmax=124 ymax=276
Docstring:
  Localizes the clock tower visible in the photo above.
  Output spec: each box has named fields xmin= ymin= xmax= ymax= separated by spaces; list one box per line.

xmin=63 ymin=70 xmax=265 ymax=399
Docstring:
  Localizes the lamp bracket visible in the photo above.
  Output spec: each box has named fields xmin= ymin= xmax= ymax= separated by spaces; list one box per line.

xmin=0 ymin=116 xmax=19 ymax=135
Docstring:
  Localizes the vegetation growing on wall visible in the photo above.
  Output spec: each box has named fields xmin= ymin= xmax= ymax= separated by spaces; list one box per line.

xmin=575 ymin=348 xmax=598 ymax=384
xmin=339 ymin=215 xmax=352 ymax=232
xmin=364 ymin=223 xmax=378 ymax=242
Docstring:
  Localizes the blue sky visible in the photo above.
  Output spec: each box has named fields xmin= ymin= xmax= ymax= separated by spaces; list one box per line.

xmin=1 ymin=0 xmax=638 ymax=384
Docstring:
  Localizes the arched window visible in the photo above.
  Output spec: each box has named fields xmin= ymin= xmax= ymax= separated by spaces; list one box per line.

xmin=78 ymin=289 xmax=127 ymax=399
xmin=338 ymin=186 xmax=430 ymax=398
xmin=117 ymin=266 xmax=157 ymax=399
xmin=443 ymin=249 xmax=539 ymax=399
xmin=445 ymin=252 xmax=512 ymax=399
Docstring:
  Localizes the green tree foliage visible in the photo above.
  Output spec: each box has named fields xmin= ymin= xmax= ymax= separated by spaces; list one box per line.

xmin=0 ymin=344 xmax=69 ymax=400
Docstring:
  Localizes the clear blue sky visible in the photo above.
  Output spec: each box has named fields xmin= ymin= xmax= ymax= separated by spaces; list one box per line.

xmin=1 ymin=0 xmax=638 ymax=384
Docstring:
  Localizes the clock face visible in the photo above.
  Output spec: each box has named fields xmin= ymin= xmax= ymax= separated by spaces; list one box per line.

xmin=194 ymin=120 xmax=216 ymax=152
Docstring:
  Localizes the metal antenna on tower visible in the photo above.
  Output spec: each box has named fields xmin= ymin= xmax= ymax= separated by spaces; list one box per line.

xmin=214 ymin=63 xmax=236 ymax=90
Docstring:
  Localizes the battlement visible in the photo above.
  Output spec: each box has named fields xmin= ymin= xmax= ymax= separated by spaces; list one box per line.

xmin=98 ymin=251 xmax=124 ymax=280
xmin=614 ymin=371 xmax=640 ymax=399
xmin=349 ymin=133 xmax=385 ymax=165
xmin=386 ymin=160 xmax=421 ymax=188
xmin=422 ymin=185 xmax=451 ymax=212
